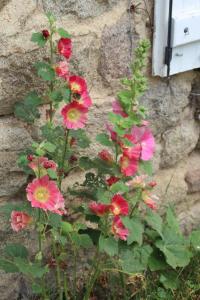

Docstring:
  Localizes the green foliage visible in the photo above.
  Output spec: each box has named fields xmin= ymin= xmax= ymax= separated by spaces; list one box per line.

xmin=14 ymin=91 xmax=42 ymax=124
xmin=34 ymin=61 xmax=55 ymax=81
xmin=122 ymin=217 xmax=144 ymax=246
xmin=31 ymin=32 xmax=47 ymax=47
xmin=57 ymin=27 xmax=71 ymax=38
xmin=5 ymin=244 xmax=28 ymax=259
xmin=96 ymin=133 xmax=113 ymax=147
xmin=70 ymin=129 xmax=90 ymax=148
xmin=99 ymin=236 xmax=118 ymax=257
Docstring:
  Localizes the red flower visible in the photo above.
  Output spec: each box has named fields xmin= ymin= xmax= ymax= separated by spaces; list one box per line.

xmin=142 ymin=191 xmax=158 ymax=211
xmin=112 ymin=216 xmax=129 ymax=241
xmin=78 ymin=91 xmax=92 ymax=108
xmin=98 ymin=150 xmax=113 ymax=163
xmin=89 ymin=201 xmax=110 ymax=216
xmin=55 ymin=61 xmax=69 ymax=80
xmin=106 ymin=123 xmax=118 ymax=142
xmin=27 ymin=154 xmax=34 ymax=161
xmin=110 ymin=194 xmax=129 ymax=216
xmin=106 ymin=176 xmax=120 ymax=186
xmin=122 ymin=134 xmax=141 ymax=159
xmin=11 ymin=211 xmax=32 ymax=232
xmin=148 ymin=181 xmax=157 ymax=188
xmin=120 ymin=154 xmax=138 ymax=177
xmin=61 ymin=101 xmax=88 ymax=129
xmin=42 ymin=30 xmax=50 ymax=39
xmin=58 ymin=38 xmax=72 ymax=59
xmin=69 ymin=76 xmax=87 ymax=95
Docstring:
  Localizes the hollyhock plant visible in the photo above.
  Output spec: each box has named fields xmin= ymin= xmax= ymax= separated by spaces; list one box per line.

xmin=110 ymin=194 xmax=129 ymax=216
xmin=106 ymin=176 xmax=120 ymax=186
xmin=142 ymin=190 xmax=158 ymax=210
xmin=98 ymin=149 xmax=114 ymax=163
xmin=61 ymin=101 xmax=88 ymax=129
xmin=126 ymin=175 xmax=147 ymax=189
xmin=29 ymin=156 xmax=57 ymax=177
xmin=89 ymin=201 xmax=110 ymax=216
xmin=11 ymin=211 xmax=32 ymax=232
xmin=112 ymin=100 xmax=128 ymax=117
xmin=42 ymin=29 xmax=50 ymax=39
xmin=26 ymin=175 xmax=65 ymax=215
xmin=69 ymin=75 xmax=87 ymax=95
xmin=78 ymin=91 xmax=92 ymax=108
xmin=120 ymin=154 xmax=138 ymax=176
xmin=58 ymin=37 xmax=72 ymax=59
xmin=55 ymin=61 xmax=69 ymax=80
xmin=112 ymin=216 xmax=129 ymax=241
xmin=106 ymin=123 xmax=118 ymax=142
xmin=131 ymin=126 xmax=155 ymax=161
xmin=121 ymin=136 xmax=142 ymax=160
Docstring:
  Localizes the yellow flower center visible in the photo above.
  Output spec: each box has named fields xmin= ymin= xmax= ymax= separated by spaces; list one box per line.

xmin=112 ymin=204 xmax=120 ymax=215
xmin=71 ymin=83 xmax=80 ymax=93
xmin=34 ymin=187 xmax=49 ymax=203
xmin=67 ymin=108 xmax=80 ymax=121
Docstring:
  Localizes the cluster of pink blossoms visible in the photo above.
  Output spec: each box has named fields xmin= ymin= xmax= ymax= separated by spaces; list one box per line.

xmin=54 ymin=37 xmax=92 ymax=130
xmin=89 ymin=194 xmax=129 ymax=241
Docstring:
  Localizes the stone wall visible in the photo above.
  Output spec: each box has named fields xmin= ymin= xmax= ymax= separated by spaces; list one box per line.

xmin=1 ymin=0 xmax=200 ymax=245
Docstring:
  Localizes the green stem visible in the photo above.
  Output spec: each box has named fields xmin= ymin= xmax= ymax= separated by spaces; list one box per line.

xmin=63 ymin=272 xmax=69 ymax=300
xmin=120 ymin=272 xmax=127 ymax=300
xmin=52 ymin=237 xmax=63 ymax=300
xmin=49 ymin=25 xmax=54 ymax=123
xmin=58 ymin=129 xmax=70 ymax=189
xmin=83 ymin=248 xmax=101 ymax=300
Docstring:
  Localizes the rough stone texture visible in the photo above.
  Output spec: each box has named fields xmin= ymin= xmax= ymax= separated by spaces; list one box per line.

xmin=161 ymin=119 xmax=199 ymax=168
xmin=185 ymin=169 xmax=200 ymax=193
xmin=99 ymin=12 xmax=134 ymax=87
xmin=0 ymin=117 xmax=32 ymax=196
xmin=42 ymin=0 xmax=121 ymax=18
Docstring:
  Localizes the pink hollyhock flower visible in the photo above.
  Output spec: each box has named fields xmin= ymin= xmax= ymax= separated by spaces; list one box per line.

xmin=142 ymin=120 xmax=149 ymax=126
xmin=112 ymin=216 xmax=129 ymax=241
xmin=106 ymin=176 xmax=120 ymax=186
xmin=61 ymin=101 xmax=88 ymax=130
xmin=126 ymin=175 xmax=147 ymax=189
xmin=69 ymin=75 xmax=87 ymax=95
xmin=110 ymin=194 xmax=129 ymax=216
xmin=26 ymin=175 xmax=65 ymax=215
xmin=11 ymin=211 xmax=32 ymax=232
xmin=78 ymin=91 xmax=92 ymax=108
xmin=89 ymin=201 xmax=110 ymax=216
xmin=142 ymin=191 xmax=158 ymax=210
xmin=55 ymin=61 xmax=69 ymax=80
xmin=131 ymin=126 xmax=155 ymax=161
xmin=106 ymin=123 xmax=118 ymax=142
xmin=29 ymin=157 xmax=57 ymax=177
xmin=148 ymin=181 xmax=157 ymax=188
xmin=112 ymin=100 xmax=128 ymax=117
xmin=98 ymin=150 xmax=113 ymax=163
xmin=120 ymin=154 xmax=138 ymax=177
xmin=122 ymin=135 xmax=142 ymax=160
xmin=58 ymin=38 xmax=72 ymax=59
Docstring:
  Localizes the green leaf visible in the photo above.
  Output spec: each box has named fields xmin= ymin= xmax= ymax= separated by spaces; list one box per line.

xmin=160 ymin=272 xmax=180 ymax=290
xmin=35 ymin=62 xmax=55 ymax=81
xmin=62 ymin=88 xmax=71 ymax=103
xmin=71 ymin=232 xmax=93 ymax=248
xmin=139 ymin=160 xmax=153 ymax=176
xmin=0 ymin=259 xmax=19 ymax=273
xmin=46 ymin=12 xmax=56 ymax=23
xmin=122 ymin=217 xmax=144 ymax=246
xmin=14 ymin=91 xmax=42 ymax=124
xmin=14 ymin=258 xmax=49 ymax=278
xmin=5 ymin=244 xmax=28 ymax=259
xmin=156 ymin=227 xmax=192 ymax=269
xmin=32 ymin=283 xmax=43 ymax=294
xmin=99 ymin=236 xmax=118 ymax=257
xmin=120 ymin=245 xmax=153 ymax=273
xmin=79 ymin=157 xmax=94 ymax=170
xmin=70 ymin=130 xmax=90 ymax=149
xmin=110 ymin=181 xmax=129 ymax=194
xmin=61 ymin=221 xmax=73 ymax=234
xmin=43 ymin=141 xmax=56 ymax=153
xmin=57 ymin=28 xmax=71 ymax=38
xmin=96 ymin=133 xmax=113 ymax=147
xmin=190 ymin=230 xmax=200 ymax=250
xmin=148 ymin=249 xmax=168 ymax=271
xmin=145 ymin=210 xmax=163 ymax=237
xmin=166 ymin=207 xmax=180 ymax=234
xmin=31 ymin=32 xmax=46 ymax=47
xmin=48 ymin=213 xmax=62 ymax=228
xmin=49 ymin=90 xmax=63 ymax=103
xmin=47 ymin=168 xmax=57 ymax=179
